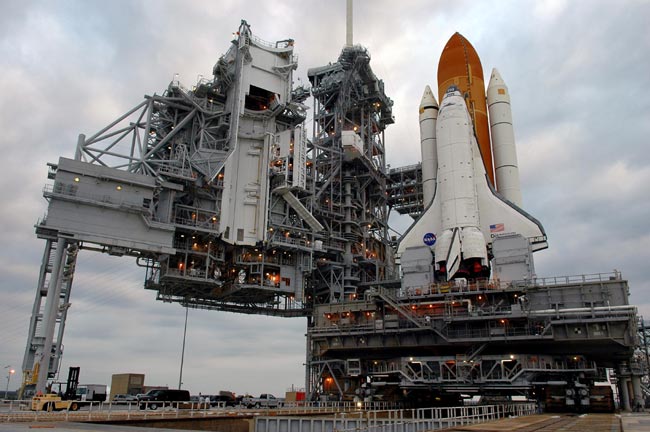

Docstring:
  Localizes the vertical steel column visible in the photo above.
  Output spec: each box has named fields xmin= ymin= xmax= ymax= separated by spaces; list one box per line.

xmin=342 ymin=170 xmax=355 ymax=299
xmin=641 ymin=317 xmax=650 ymax=389
xmin=619 ymin=376 xmax=632 ymax=411
xmin=305 ymin=317 xmax=312 ymax=398
xmin=20 ymin=239 xmax=54 ymax=397
xmin=35 ymin=238 xmax=68 ymax=394
xmin=74 ymin=134 xmax=85 ymax=161
xmin=51 ymin=243 xmax=77 ymax=378
xmin=631 ymin=375 xmax=643 ymax=410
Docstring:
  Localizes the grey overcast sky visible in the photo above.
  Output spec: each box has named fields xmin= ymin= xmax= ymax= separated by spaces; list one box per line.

xmin=1 ymin=0 xmax=649 ymax=396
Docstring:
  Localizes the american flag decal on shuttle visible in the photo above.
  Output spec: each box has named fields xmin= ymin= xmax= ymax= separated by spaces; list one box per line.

xmin=490 ymin=223 xmax=504 ymax=233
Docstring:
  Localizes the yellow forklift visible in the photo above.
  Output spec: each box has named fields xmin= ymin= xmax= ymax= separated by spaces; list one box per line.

xmin=31 ymin=367 xmax=81 ymax=412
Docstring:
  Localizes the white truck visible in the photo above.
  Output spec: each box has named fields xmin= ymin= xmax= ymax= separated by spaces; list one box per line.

xmin=76 ymin=384 xmax=107 ymax=402
xmin=242 ymin=394 xmax=283 ymax=409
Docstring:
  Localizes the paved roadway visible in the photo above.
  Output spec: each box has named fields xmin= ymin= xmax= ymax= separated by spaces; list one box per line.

xmin=438 ymin=412 xmax=650 ymax=432
xmin=621 ymin=413 xmax=650 ymax=432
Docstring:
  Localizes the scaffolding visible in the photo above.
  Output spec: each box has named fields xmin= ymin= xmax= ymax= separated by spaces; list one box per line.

xmin=307 ymin=45 xmax=395 ymax=304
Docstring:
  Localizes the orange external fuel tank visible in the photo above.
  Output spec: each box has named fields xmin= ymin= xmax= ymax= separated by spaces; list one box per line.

xmin=437 ymin=33 xmax=495 ymax=186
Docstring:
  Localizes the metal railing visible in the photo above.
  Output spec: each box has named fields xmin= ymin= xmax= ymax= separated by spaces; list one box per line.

xmin=254 ymin=403 xmax=537 ymax=432
xmin=0 ymin=399 xmax=393 ymax=423
xmin=388 ymin=163 xmax=420 ymax=175
xmin=0 ymin=399 xmax=217 ymax=422
xmin=395 ymin=272 xmax=624 ymax=302
xmin=532 ymin=271 xmax=622 ymax=286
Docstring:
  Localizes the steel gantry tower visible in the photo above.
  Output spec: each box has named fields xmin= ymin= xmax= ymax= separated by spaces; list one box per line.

xmin=304 ymin=44 xmax=398 ymax=397
xmin=307 ymin=45 xmax=395 ymax=304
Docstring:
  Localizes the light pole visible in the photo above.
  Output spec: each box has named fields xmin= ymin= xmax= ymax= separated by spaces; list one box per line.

xmin=4 ymin=366 xmax=15 ymax=399
xmin=178 ymin=306 xmax=189 ymax=390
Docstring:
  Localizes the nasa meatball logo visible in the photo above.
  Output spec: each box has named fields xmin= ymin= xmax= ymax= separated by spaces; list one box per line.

xmin=423 ymin=232 xmax=436 ymax=246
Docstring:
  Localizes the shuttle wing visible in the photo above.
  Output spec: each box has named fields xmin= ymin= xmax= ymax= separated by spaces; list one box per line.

xmin=397 ymin=136 xmax=547 ymax=258
xmin=470 ymin=135 xmax=548 ymax=252
xmin=397 ymin=191 xmax=443 ymax=256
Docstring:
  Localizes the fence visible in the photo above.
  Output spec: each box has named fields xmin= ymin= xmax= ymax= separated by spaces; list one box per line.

xmin=254 ymin=403 xmax=538 ymax=432
xmin=1 ymin=399 xmax=220 ymax=422
xmin=0 ymin=399 xmax=392 ymax=423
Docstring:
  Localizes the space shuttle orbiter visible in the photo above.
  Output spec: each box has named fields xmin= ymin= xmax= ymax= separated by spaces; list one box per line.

xmin=398 ymin=33 xmax=547 ymax=281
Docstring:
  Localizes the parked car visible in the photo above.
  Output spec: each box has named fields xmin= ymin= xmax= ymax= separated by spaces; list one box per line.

xmin=241 ymin=393 xmax=283 ymax=409
xmin=138 ymin=389 xmax=190 ymax=410
xmin=112 ymin=394 xmax=138 ymax=404
xmin=209 ymin=394 xmax=237 ymax=407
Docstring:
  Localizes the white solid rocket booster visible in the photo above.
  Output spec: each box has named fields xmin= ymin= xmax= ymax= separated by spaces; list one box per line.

xmin=487 ymin=68 xmax=523 ymax=207
xmin=419 ymin=86 xmax=439 ymax=207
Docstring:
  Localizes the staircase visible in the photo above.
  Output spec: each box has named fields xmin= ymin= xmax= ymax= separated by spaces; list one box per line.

xmin=367 ymin=287 xmax=425 ymax=329
xmin=275 ymin=186 xmax=324 ymax=232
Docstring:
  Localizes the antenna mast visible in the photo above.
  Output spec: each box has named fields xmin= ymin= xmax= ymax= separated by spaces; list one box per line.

xmin=346 ymin=0 xmax=353 ymax=46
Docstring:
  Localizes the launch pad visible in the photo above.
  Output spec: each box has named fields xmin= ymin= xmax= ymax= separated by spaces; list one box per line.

xmin=19 ymin=18 xmax=648 ymax=412
xmin=307 ymin=272 xmax=637 ymax=407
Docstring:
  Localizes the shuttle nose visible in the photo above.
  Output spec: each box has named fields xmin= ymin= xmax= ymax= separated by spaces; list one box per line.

xmin=446 ymin=85 xmax=460 ymax=94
